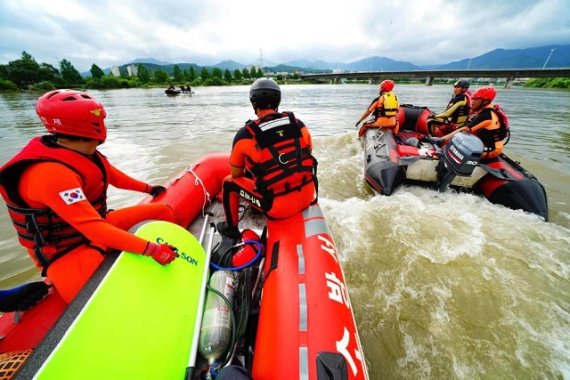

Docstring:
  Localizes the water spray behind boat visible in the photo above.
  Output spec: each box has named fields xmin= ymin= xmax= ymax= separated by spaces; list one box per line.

xmin=436 ymin=133 xmax=483 ymax=192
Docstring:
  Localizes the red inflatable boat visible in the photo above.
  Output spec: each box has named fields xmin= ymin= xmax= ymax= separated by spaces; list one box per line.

xmin=363 ymin=104 xmax=548 ymax=220
xmin=0 ymin=153 xmax=368 ymax=379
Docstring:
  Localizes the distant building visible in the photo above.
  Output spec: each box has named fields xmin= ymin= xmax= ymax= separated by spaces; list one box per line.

xmin=110 ymin=66 xmax=121 ymax=77
xmin=127 ymin=65 xmax=138 ymax=77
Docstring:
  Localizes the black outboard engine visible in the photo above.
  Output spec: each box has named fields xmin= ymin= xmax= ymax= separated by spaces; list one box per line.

xmin=436 ymin=133 xmax=483 ymax=192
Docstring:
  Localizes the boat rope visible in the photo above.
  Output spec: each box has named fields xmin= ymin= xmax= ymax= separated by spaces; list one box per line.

xmin=186 ymin=165 xmax=211 ymax=217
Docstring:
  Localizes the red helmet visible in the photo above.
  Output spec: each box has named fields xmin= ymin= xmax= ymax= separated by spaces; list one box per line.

xmin=36 ymin=90 xmax=107 ymax=142
xmin=379 ymin=80 xmax=395 ymax=92
xmin=471 ymin=87 xmax=497 ymax=101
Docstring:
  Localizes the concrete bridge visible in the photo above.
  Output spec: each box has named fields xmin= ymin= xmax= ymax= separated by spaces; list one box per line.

xmin=301 ymin=68 xmax=570 ymax=88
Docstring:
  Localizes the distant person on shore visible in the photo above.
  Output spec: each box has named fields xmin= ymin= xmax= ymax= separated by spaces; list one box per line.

xmin=216 ymin=78 xmax=318 ymax=238
xmin=427 ymin=79 xmax=471 ymax=137
xmin=0 ymin=90 xmax=179 ymax=303
xmin=436 ymin=86 xmax=506 ymax=161
xmin=355 ymin=80 xmax=400 ymax=137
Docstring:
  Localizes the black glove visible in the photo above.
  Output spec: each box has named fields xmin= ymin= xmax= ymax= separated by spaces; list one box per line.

xmin=355 ymin=122 xmax=360 ymax=128
xmin=149 ymin=185 xmax=166 ymax=197
xmin=427 ymin=137 xmax=445 ymax=146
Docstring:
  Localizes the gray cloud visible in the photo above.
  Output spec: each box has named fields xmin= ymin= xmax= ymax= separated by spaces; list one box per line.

xmin=1 ymin=0 xmax=568 ymax=71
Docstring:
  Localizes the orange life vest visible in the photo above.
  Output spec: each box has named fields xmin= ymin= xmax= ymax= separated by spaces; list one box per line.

xmin=244 ymin=112 xmax=318 ymax=201
xmin=0 ymin=136 xmax=110 ymax=270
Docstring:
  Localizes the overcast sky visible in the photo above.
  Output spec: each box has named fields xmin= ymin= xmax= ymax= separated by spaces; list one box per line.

xmin=1 ymin=0 xmax=568 ymax=72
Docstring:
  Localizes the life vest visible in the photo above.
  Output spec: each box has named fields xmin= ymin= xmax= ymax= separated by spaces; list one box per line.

xmin=469 ymin=107 xmax=501 ymax=153
xmin=244 ymin=112 xmax=318 ymax=203
xmin=374 ymin=92 xmax=399 ymax=117
xmin=493 ymin=104 xmax=510 ymax=144
xmin=0 ymin=136 xmax=110 ymax=272
xmin=446 ymin=93 xmax=471 ymax=125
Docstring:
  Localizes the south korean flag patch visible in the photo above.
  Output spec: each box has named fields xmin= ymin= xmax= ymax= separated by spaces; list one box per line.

xmin=59 ymin=188 xmax=86 ymax=205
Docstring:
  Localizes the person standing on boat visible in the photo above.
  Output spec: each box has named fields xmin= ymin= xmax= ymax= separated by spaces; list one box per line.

xmin=355 ymin=79 xmax=400 ymax=137
xmin=217 ymin=78 xmax=318 ymax=238
xmin=0 ymin=90 xmax=179 ymax=303
xmin=426 ymin=79 xmax=471 ymax=137
xmin=438 ymin=86 xmax=505 ymax=160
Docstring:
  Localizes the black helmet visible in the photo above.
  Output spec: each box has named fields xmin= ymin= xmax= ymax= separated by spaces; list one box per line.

xmin=249 ymin=78 xmax=281 ymax=110
xmin=453 ymin=79 xmax=470 ymax=89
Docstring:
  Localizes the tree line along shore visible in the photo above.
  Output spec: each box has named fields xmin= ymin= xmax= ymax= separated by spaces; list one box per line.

xmin=1 ymin=51 xmax=569 ymax=91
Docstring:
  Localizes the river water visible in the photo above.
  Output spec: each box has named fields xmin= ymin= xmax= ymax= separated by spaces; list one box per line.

xmin=1 ymin=85 xmax=569 ymax=378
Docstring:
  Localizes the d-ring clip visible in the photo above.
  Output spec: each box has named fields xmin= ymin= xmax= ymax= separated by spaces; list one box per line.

xmin=278 ymin=153 xmax=289 ymax=164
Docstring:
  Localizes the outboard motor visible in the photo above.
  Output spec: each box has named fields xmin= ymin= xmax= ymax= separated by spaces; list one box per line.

xmin=436 ymin=133 xmax=483 ymax=192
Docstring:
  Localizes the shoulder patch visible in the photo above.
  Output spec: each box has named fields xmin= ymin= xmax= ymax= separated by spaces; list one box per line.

xmin=59 ymin=188 xmax=86 ymax=205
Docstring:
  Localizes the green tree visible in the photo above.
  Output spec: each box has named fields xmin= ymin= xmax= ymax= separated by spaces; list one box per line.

xmin=224 ymin=69 xmax=232 ymax=82
xmin=242 ymin=68 xmax=250 ymax=79
xmin=173 ymin=64 xmax=184 ymax=82
xmin=119 ymin=67 xmax=129 ymax=79
xmin=137 ymin=64 xmax=150 ymax=84
xmin=256 ymin=67 xmax=264 ymax=78
xmin=38 ymin=63 xmax=61 ymax=84
xmin=59 ymin=59 xmax=83 ymax=85
xmin=152 ymin=69 xmax=169 ymax=83
xmin=90 ymin=64 xmax=105 ymax=79
xmin=212 ymin=68 xmax=223 ymax=79
xmin=249 ymin=66 xmax=257 ymax=78
xmin=188 ymin=67 xmax=197 ymax=81
xmin=7 ymin=51 xmax=41 ymax=87
xmin=200 ymin=67 xmax=210 ymax=80
xmin=0 ymin=64 xmax=8 ymax=79
xmin=233 ymin=69 xmax=242 ymax=81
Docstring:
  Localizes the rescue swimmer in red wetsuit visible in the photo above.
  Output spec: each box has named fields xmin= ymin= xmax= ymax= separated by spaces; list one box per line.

xmin=0 ymin=90 xmax=179 ymax=303
xmin=437 ymin=86 xmax=505 ymax=161
xmin=217 ymin=78 xmax=318 ymax=238
xmin=355 ymin=79 xmax=400 ymax=137
xmin=426 ymin=79 xmax=471 ymax=137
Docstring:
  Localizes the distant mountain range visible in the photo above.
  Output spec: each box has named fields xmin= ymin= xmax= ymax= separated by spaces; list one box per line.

xmin=93 ymin=44 xmax=569 ymax=76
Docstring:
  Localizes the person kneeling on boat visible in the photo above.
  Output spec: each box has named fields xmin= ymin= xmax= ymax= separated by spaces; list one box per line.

xmin=435 ymin=86 xmax=505 ymax=161
xmin=217 ymin=78 xmax=318 ymax=238
xmin=427 ymin=79 xmax=471 ymax=137
xmin=355 ymin=79 xmax=400 ymax=137
xmin=0 ymin=90 xmax=179 ymax=304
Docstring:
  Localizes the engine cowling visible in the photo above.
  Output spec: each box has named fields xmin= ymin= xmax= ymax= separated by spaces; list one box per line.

xmin=443 ymin=133 xmax=483 ymax=176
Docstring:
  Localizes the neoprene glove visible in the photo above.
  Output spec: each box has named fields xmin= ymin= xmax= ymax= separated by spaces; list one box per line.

xmin=355 ymin=122 xmax=360 ymax=128
xmin=144 ymin=242 xmax=179 ymax=265
xmin=148 ymin=185 xmax=166 ymax=197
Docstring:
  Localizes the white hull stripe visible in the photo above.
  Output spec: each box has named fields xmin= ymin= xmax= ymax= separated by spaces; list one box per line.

xmin=299 ymin=283 xmax=307 ymax=331
xmin=299 ymin=346 xmax=309 ymax=380
xmin=297 ymin=244 xmax=305 ymax=275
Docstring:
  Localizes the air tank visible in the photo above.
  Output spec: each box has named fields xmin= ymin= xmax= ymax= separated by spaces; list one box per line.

xmin=198 ymin=270 xmax=236 ymax=363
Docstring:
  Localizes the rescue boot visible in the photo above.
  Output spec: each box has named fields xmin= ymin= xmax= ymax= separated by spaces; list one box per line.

xmin=216 ymin=221 xmax=241 ymax=239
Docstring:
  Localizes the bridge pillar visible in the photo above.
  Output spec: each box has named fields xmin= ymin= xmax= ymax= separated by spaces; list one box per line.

xmin=505 ymin=77 xmax=515 ymax=88
xmin=332 ymin=78 xmax=341 ymax=84
xmin=425 ymin=76 xmax=434 ymax=86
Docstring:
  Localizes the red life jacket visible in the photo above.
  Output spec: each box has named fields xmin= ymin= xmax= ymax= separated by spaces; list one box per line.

xmin=0 ymin=136 xmax=110 ymax=271
xmin=493 ymin=104 xmax=510 ymax=144
xmin=244 ymin=112 xmax=318 ymax=202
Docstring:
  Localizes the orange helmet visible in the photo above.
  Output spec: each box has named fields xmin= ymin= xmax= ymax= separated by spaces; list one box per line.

xmin=36 ymin=90 xmax=107 ymax=142
xmin=379 ymin=80 xmax=395 ymax=92
xmin=471 ymin=87 xmax=496 ymax=101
